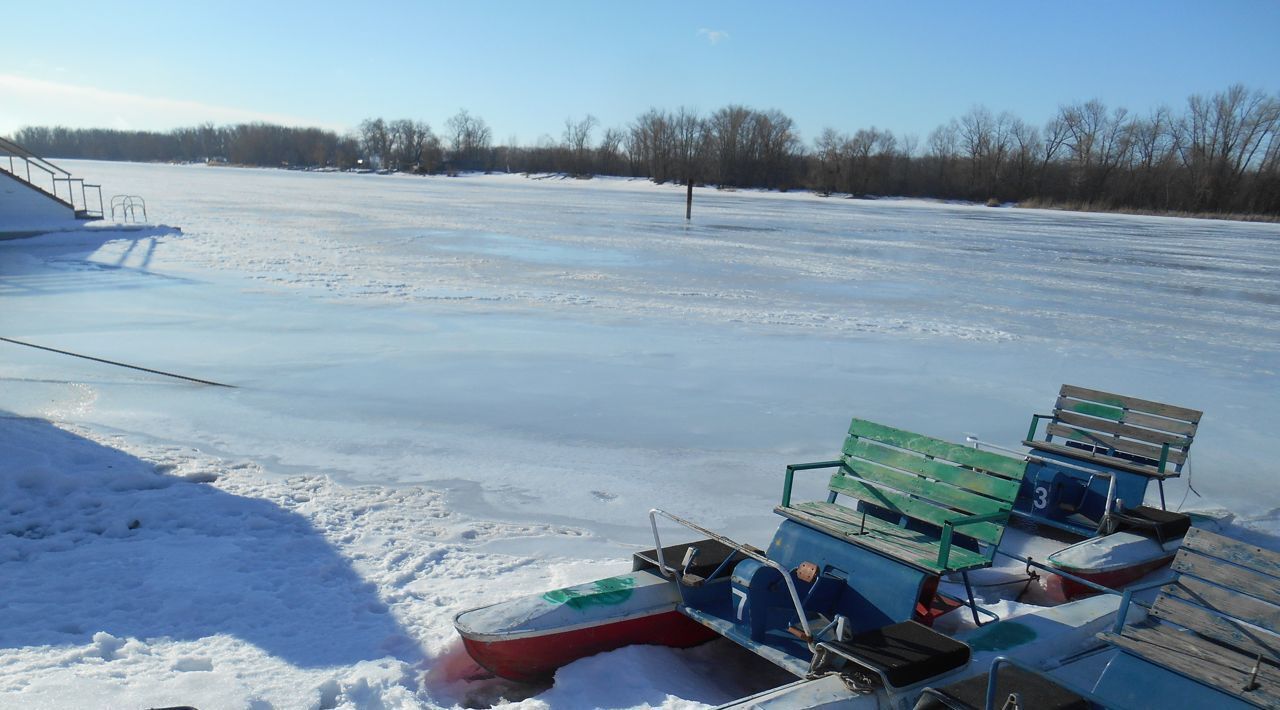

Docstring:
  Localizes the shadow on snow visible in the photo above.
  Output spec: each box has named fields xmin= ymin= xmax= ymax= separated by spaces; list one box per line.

xmin=0 ymin=413 xmax=419 ymax=668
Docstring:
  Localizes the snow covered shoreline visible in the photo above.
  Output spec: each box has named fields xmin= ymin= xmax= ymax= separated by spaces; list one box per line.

xmin=3 ymin=162 xmax=1279 ymax=708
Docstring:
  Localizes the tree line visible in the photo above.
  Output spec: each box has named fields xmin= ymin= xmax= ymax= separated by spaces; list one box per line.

xmin=10 ymin=84 xmax=1279 ymax=217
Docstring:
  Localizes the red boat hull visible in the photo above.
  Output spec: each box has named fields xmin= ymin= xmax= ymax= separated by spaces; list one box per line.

xmin=461 ymin=608 xmax=718 ymax=682
xmin=1043 ymin=553 xmax=1175 ymax=602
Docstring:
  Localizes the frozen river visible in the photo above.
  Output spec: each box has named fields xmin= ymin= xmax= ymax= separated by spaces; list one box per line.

xmin=3 ymin=161 xmax=1279 ymax=707
xmin=7 ymin=162 xmax=1278 ymax=530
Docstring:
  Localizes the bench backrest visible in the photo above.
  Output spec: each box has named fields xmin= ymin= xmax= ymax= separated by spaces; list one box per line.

xmin=831 ymin=418 xmax=1026 ymax=548
xmin=1037 ymin=385 xmax=1202 ymax=473
xmin=1153 ymin=527 xmax=1280 ymax=655
xmin=1110 ymin=527 xmax=1280 ymax=705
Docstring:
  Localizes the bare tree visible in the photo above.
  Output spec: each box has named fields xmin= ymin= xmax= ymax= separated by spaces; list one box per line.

xmin=1177 ymin=85 xmax=1280 ymax=210
xmin=812 ymin=127 xmax=845 ymax=195
xmin=389 ymin=119 xmax=438 ymax=172
xmin=627 ymin=108 xmax=675 ymax=182
xmin=706 ymin=105 xmax=753 ymax=186
xmin=597 ymin=127 xmax=625 ymax=176
xmin=671 ymin=107 xmax=707 ymax=183
xmin=1058 ymin=100 xmax=1132 ymax=202
xmin=926 ymin=122 xmax=959 ymax=194
xmin=358 ymin=118 xmax=390 ymax=169
xmin=445 ymin=109 xmax=493 ymax=172
xmin=562 ymin=114 xmax=598 ymax=175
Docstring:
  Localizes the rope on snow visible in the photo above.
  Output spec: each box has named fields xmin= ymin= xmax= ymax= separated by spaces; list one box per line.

xmin=0 ymin=336 xmax=236 ymax=388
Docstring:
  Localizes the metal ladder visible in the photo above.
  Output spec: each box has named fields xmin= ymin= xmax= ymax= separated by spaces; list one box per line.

xmin=110 ymin=195 xmax=147 ymax=223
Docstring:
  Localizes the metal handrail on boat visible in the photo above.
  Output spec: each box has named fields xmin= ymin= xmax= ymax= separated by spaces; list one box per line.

xmin=990 ymin=548 xmax=1156 ymax=603
xmin=648 ymin=508 xmax=816 ymax=646
xmin=966 ymin=435 xmax=1120 ymax=534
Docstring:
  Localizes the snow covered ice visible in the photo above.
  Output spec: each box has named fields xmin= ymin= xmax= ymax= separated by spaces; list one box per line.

xmin=2 ymin=161 xmax=1279 ymax=708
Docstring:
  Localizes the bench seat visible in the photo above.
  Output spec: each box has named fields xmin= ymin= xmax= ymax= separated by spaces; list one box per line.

xmin=1099 ymin=623 xmax=1280 ymax=707
xmin=1096 ymin=527 xmax=1280 ymax=708
xmin=779 ymin=418 xmax=1026 ymax=586
xmin=776 ymin=501 xmax=990 ymax=574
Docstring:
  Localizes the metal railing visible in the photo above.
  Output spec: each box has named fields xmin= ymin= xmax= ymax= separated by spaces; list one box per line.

xmin=0 ymin=137 xmax=104 ymax=218
xmin=648 ymin=508 xmax=816 ymax=647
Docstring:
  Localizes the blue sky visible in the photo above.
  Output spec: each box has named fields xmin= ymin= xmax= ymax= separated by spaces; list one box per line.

xmin=3 ymin=1 xmax=1277 ymax=147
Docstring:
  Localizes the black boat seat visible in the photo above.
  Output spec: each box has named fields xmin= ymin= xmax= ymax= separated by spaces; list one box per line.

xmin=1107 ymin=504 xmax=1191 ymax=543
xmin=914 ymin=664 xmax=1089 ymax=710
xmin=824 ymin=620 xmax=970 ymax=688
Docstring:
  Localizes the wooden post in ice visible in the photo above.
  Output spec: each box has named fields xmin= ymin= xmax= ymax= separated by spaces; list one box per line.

xmin=685 ymin=178 xmax=693 ymax=220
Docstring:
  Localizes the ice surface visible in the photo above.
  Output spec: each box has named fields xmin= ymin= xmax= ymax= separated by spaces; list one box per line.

xmin=2 ymin=161 xmax=1279 ymax=708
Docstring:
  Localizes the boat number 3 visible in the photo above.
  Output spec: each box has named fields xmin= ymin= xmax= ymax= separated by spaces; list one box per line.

xmin=1033 ymin=485 xmax=1049 ymax=510
xmin=732 ymin=588 xmax=747 ymax=620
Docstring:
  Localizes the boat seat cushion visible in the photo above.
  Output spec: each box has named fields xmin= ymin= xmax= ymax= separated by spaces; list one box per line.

xmin=1108 ymin=505 xmax=1191 ymax=543
xmin=914 ymin=664 xmax=1089 ymax=710
xmin=834 ymin=620 xmax=970 ymax=688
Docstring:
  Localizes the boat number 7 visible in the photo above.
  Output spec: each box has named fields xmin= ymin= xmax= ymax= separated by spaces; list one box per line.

xmin=1033 ymin=485 xmax=1049 ymax=510
xmin=732 ymin=588 xmax=747 ymax=620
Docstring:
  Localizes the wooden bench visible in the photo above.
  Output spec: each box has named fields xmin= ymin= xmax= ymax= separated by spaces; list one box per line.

xmin=776 ymin=418 xmax=1027 ymax=622
xmin=1025 ymin=384 xmax=1201 ymax=480
xmin=1099 ymin=527 xmax=1280 ymax=708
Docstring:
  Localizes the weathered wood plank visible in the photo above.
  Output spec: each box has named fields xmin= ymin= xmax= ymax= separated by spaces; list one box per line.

xmin=1124 ymin=409 xmax=1200 ymax=437
xmin=843 ymin=438 xmax=1022 ymax=502
xmin=779 ymin=501 xmax=991 ymax=573
xmin=1183 ymin=528 xmax=1280 ymax=583
xmin=1105 ymin=624 xmax=1280 ymax=708
xmin=1173 ymin=552 xmax=1280 ymax=610
xmin=1023 ymin=440 xmax=1178 ymax=478
xmin=826 ymin=473 xmax=1005 ymax=545
xmin=847 ymin=418 xmax=1026 ymax=480
xmin=839 ymin=452 xmax=1012 ymax=517
xmin=1059 ymin=384 xmax=1203 ymax=422
xmin=1164 ymin=577 xmax=1280 ymax=635
xmin=1055 ymin=409 xmax=1194 ymax=448
xmin=1151 ymin=595 xmax=1280 ymax=660
xmin=1047 ymin=422 xmax=1188 ymax=465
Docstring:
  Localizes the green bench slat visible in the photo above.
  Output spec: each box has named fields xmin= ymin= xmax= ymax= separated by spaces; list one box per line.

xmin=1030 ymin=385 xmax=1202 ymax=478
xmin=1055 ymin=409 xmax=1193 ymax=448
xmin=849 ymin=418 xmax=1026 ymax=479
xmin=833 ymin=458 xmax=1009 ymax=521
xmin=842 ymin=437 xmax=1022 ymax=503
xmin=826 ymin=475 xmax=1005 ymax=547
xmin=779 ymin=501 xmax=990 ymax=574
xmin=781 ymin=417 xmax=1028 ymax=575
xmin=1059 ymin=384 xmax=1203 ymax=423
xmin=1057 ymin=397 xmax=1200 ymax=437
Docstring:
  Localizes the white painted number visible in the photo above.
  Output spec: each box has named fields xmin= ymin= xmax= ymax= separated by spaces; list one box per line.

xmin=732 ymin=588 xmax=748 ymax=621
xmin=1033 ymin=485 xmax=1049 ymax=510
